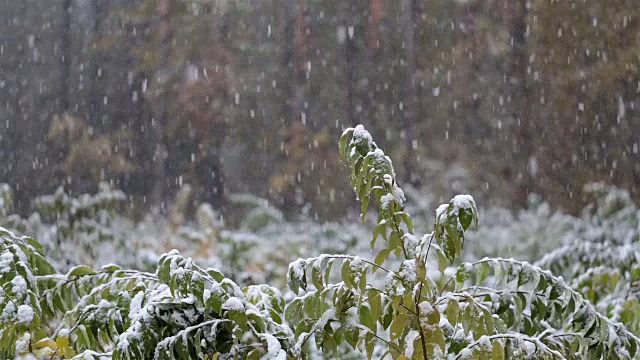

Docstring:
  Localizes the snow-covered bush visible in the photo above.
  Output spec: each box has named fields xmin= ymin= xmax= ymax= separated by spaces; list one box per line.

xmin=32 ymin=183 xmax=127 ymax=270
xmin=464 ymin=195 xmax=578 ymax=263
xmin=285 ymin=125 xmax=640 ymax=359
xmin=534 ymin=184 xmax=640 ymax=339
xmin=0 ymin=125 xmax=639 ymax=359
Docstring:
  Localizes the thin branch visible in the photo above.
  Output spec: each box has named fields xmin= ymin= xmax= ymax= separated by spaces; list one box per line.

xmin=422 ymin=233 xmax=435 ymax=266
xmin=358 ymin=326 xmax=403 ymax=355
xmin=453 ymin=333 xmax=564 ymax=360
xmin=414 ymin=283 xmax=429 ymax=360
xmin=469 ymin=257 xmax=640 ymax=346
xmin=438 ymin=277 xmax=454 ymax=298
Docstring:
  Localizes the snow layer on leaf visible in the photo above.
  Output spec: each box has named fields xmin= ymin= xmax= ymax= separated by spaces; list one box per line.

xmin=452 ymin=195 xmax=475 ymax=211
xmin=15 ymin=332 xmax=31 ymax=353
xmin=129 ymin=291 xmax=145 ymax=320
xmin=404 ymin=330 xmax=419 ymax=358
xmin=399 ymin=259 xmax=417 ymax=283
xmin=16 ymin=305 xmax=34 ymax=324
xmin=380 ymin=194 xmax=394 ymax=210
xmin=222 ymin=297 xmax=244 ymax=311
xmin=262 ymin=333 xmax=282 ymax=359
xmin=392 ymin=184 xmax=406 ymax=208
xmin=435 ymin=204 xmax=449 ymax=218
xmin=0 ymin=251 xmax=13 ymax=273
xmin=11 ymin=275 xmax=28 ymax=296
xmin=403 ymin=234 xmax=419 ymax=258
xmin=351 ymin=125 xmax=373 ymax=148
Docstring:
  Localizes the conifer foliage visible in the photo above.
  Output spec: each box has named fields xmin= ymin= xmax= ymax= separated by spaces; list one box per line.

xmin=0 ymin=126 xmax=639 ymax=359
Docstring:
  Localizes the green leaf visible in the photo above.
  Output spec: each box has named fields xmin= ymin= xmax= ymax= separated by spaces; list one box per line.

xmin=433 ymin=326 xmax=446 ymax=353
xmin=365 ymin=332 xmax=375 ymax=360
xmin=396 ymin=212 xmax=414 ymax=234
xmin=368 ymin=289 xmax=382 ymax=322
xmin=446 ymin=299 xmax=460 ymax=325
xmin=323 ymin=331 xmax=338 ymax=354
xmin=312 ymin=263 xmax=324 ymax=290
xmin=339 ymin=128 xmax=354 ymax=160
xmin=462 ymin=303 xmax=473 ymax=335
xmin=359 ymin=306 xmax=377 ymax=333
xmin=389 ymin=231 xmax=401 ymax=252
xmin=206 ymin=268 xmax=225 ymax=282
xmin=158 ymin=260 xmax=171 ymax=284
xmin=246 ymin=349 xmax=261 ymax=360
xmin=361 ymin=195 xmax=370 ymax=221
xmin=324 ymin=258 xmax=335 ymax=285
xmin=456 ymin=264 xmax=471 ymax=284
xmin=67 ymin=265 xmax=96 ymax=277
xmin=358 ymin=271 xmax=368 ymax=294
xmin=341 ymin=260 xmax=352 ymax=289
xmin=492 ymin=339 xmax=505 ymax=359
xmin=374 ymin=248 xmax=391 ymax=267
xmin=371 ymin=221 xmax=387 ymax=249
xmin=435 ymin=246 xmax=449 ymax=273
xmin=482 ymin=307 xmax=496 ymax=334
xmin=344 ymin=326 xmax=359 ymax=349
xmin=193 ymin=329 xmax=203 ymax=359
xmin=390 ymin=313 xmax=409 ymax=341
xmin=459 ymin=208 xmax=473 ymax=231
xmin=531 ymin=295 xmax=547 ymax=321
xmin=517 ymin=267 xmax=533 ymax=288
xmin=101 ymin=263 xmax=122 ymax=273
xmin=477 ymin=262 xmax=491 ymax=283
xmin=206 ymin=292 xmax=224 ymax=314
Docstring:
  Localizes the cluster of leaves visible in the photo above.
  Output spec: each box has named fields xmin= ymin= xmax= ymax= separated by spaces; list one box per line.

xmin=1 ymin=226 xmax=292 ymax=359
xmin=0 ymin=227 xmax=55 ymax=359
xmin=31 ymin=183 xmax=127 ymax=269
xmin=534 ymin=183 xmax=640 ymax=338
xmin=1 ymin=125 xmax=639 ymax=359
xmin=286 ymin=125 xmax=640 ymax=359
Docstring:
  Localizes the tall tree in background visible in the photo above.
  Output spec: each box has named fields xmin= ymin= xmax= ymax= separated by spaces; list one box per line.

xmin=366 ymin=0 xmax=383 ymax=56
xmin=2 ymin=0 xmax=640 ymax=219
xmin=59 ymin=0 xmax=73 ymax=112
xmin=150 ymin=0 xmax=172 ymax=208
xmin=87 ymin=0 xmax=106 ymax=127
xmin=528 ymin=0 xmax=640 ymax=212
xmin=504 ymin=0 xmax=532 ymax=205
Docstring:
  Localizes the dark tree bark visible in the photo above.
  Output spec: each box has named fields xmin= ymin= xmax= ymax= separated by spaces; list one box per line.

xmin=401 ymin=0 xmax=419 ymax=184
xmin=292 ymin=0 xmax=309 ymax=123
xmin=149 ymin=0 xmax=172 ymax=210
xmin=343 ymin=14 xmax=357 ymax=126
xmin=59 ymin=0 xmax=73 ymax=112
xmin=88 ymin=0 xmax=106 ymax=127
xmin=367 ymin=0 xmax=383 ymax=57
xmin=504 ymin=0 xmax=533 ymax=206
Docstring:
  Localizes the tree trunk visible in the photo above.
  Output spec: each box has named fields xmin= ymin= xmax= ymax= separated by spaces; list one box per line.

xmin=367 ymin=0 xmax=383 ymax=56
xmin=88 ymin=0 xmax=105 ymax=127
xmin=59 ymin=0 xmax=73 ymax=112
xmin=343 ymin=13 xmax=357 ymax=126
xmin=505 ymin=0 xmax=532 ymax=206
xmin=401 ymin=0 xmax=419 ymax=183
xmin=150 ymin=0 xmax=172 ymax=211
xmin=292 ymin=0 xmax=309 ymax=123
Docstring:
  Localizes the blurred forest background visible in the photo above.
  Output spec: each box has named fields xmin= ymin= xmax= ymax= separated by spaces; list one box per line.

xmin=1 ymin=0 xmax=639 ymax=221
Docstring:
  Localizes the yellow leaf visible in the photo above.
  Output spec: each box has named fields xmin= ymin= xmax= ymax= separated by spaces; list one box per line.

xmin=56 ymin=335 xmax=70 ymax=348
xmin=34 ymin=338 xmax=57 ymax=349
xmin=63 ymin=346 xmax=77 ymax=359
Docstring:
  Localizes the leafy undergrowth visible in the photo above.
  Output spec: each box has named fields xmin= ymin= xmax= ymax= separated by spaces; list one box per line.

xmin=1 ymin=126 xmax=639 ymax=359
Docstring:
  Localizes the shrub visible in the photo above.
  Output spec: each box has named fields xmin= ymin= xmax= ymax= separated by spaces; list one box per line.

xmin=0 ymin=125 xmax=638 ymax=359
